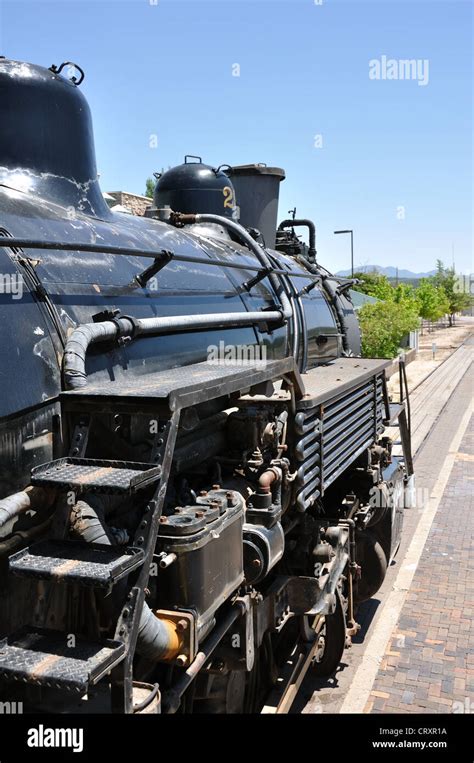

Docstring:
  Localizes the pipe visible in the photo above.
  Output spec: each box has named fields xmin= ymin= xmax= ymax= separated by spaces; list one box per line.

xmin=132 ymin=682 xmax=160 ymax=714
xmin=0 ymin=486 xmax=55 ymax=530
xmin=192 ymin=213 xmax=297 ymax=362
xmin=136 ymin=606 xmax=184 ymax=662
xmin=62 ymin=213 xmax=296 ymax=390
xmin=69 ymin=497 xmax=119 ymax=544
xmin=257 ymin=467 xmax=281 ymax=492
xmin=190 ymin=214 xmax=292 ymax=321
xmin=69 ymin=496 xmax=183 ymax=662
xmin=321 ymin=275 xmax=350 ymax=353
xmin=295 ymin=253 xmax=350 ymax=354
xmin=265 ymin=249 xmax=301 ymax=369
xmin=296 ymin=293 xmax=308 ymax=372
xmin=0 ymin=516 xmax=54 ymax=557
xmin=63 ymin=309 xmax=284 ymax=390
xmin=278 ymin=219 xmax=317 ymax=263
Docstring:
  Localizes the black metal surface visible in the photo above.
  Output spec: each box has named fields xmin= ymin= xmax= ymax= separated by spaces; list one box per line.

xmin=0 ymin=627 xmax=125 ymax=693
xmin=61 ymin=358 xmax=298 ymax=412
xmin=157 ymin=490 xmax=244 ymax=631
xmin=153 ymin=158 xmax=237 ymax=219
xmin=0 ymin=59 xmax=109 ymax=217
xmin=298 ymin=358 xmax=390 ymax=408
xmin=31 ymin=457 xmax=162 ymax=494
xmin=9 ymin=540 xmax=145 ymax=588
xmin=224 ymin=164 xmax=285 ymax=248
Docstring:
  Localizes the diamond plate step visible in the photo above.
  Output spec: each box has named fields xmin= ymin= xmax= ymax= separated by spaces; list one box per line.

xmin=31 ymin=457 xmax=161 ymax=494
xmin=9 ymin=540 xmax=145 ymax=589
xmin=0 ymin=628 xmax=125 ymax=693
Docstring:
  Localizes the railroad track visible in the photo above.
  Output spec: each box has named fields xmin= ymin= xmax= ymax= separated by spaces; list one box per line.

xmin=390 ymin=338 xmax=473 ymax=456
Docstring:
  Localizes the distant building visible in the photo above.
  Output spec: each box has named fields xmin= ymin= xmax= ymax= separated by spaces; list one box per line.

xmin=104 ymin=191 xmax=152 ymax=217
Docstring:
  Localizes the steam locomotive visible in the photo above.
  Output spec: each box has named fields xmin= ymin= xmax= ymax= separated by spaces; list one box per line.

xmin=0 ymin=58 xmax=413 ymax=713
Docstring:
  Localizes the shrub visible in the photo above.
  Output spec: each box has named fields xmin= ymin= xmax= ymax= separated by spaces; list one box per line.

xmin=359 ymin=300 xmax=420 ymax=358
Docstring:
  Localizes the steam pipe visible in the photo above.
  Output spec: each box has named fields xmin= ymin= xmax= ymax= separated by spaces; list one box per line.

xmin=187 ymin=213 xmax=293 ymax=321
xmin=63 ymin=308 xmax=283 ymax=390
xmin=0 ymin=516 xmax=54 ymax=558
xmin=294 ymin=254 xmax=350 ymax=354
xmin=181 ymin=213 xmax=296 ymax=360
xmin=278 ymin=219 xmax=317 ymax=263
xmin=62 ymin=214 xmax=296 ymax=390
xmin=0 ymin=486 xmax=56 ymax=530
xmin=320 ymin=275 xmax=350 ymax=353
xmin=69 ymin=496 xmax=184 ymax=662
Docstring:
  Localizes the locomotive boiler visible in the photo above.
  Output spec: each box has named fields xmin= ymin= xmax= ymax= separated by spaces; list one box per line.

xmin=0 ymin=58 xmax=413 ymax=713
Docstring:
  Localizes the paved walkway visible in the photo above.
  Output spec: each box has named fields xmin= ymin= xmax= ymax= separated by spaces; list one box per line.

xmin=365 ymin=417 xmax=474 ymax=714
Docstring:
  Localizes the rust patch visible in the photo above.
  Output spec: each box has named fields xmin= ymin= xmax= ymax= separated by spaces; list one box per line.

xmin=75 ymin=467 xmax=115 ymax=484
xmin=51 ymin=559 xmax=81 ymax=578
xmin=31 ymin=653 xmax=62 ymax=680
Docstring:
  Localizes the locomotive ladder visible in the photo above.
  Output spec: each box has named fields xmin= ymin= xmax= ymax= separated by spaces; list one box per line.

xmin=0 ymin=357 xmax=296 ymax=712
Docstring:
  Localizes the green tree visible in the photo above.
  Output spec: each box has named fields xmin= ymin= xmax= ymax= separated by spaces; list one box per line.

xmin=352 ymin=271 xmax=394 ymax=301
xmin=393 ymin=282 xmax=421 ymax=313
xmin=145 ymin=177 xmax=155 ymax=199
xmin=358 ymin=301 xmax=420 ymax=358
xmin=432 ymin=260 xmax=470 ymax=325
xmin=416 ymin=278 xmax=443 ymax=322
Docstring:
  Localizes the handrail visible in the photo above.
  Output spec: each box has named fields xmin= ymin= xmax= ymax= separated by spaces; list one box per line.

xmin=0 ymin=238 xmax=319 ymax=281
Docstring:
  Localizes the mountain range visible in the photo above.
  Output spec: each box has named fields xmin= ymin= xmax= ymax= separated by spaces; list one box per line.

xmin=336 ymin=265 xmax=437 ymax=279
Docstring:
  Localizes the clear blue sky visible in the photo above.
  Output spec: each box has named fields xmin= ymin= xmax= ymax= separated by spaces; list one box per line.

xmin=1 ymin=0 xmax=472 ymax=274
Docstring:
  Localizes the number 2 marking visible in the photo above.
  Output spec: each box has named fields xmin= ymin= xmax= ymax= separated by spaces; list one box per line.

xmin=223 ymin=186 xmax=234 ymax=208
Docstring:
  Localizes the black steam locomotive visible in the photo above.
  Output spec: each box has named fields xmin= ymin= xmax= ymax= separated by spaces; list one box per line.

xmin=0 ymin=58 xmax=413 ymax=713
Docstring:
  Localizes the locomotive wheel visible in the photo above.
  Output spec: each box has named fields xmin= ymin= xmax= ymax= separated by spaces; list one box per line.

xmin=191 ymin=668 xmax=248 ymax=714
xmin=300 ymin=588 xmax=346 ymax=677
xmin=191 ymin=646 xmax=264 ymax=714
xmin=355 ymin=531 xmax=388 ymax=604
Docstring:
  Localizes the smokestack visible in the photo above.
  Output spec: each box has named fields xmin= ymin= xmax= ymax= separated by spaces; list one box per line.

xmin=225 ymin=164 xmax=285 ymax=249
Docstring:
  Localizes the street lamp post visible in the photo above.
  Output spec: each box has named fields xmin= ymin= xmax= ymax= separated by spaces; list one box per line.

xmin=334 ymin=229 xmax=354 ymax=278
